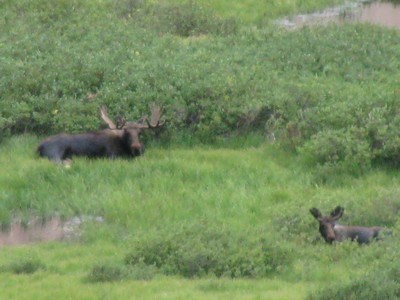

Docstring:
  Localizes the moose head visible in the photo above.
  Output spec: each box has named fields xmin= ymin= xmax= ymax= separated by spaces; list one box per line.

xmin=98 ymin=104 xmax=165 ymax=155
xmin=310 ymin=206 xmax=383 ymax=244
xmin=37 ymin=104 xmax=165 ymax=163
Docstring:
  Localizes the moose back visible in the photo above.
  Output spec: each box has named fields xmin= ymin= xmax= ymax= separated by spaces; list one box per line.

xmin=37 ymin=105 xmax=164 ymax=163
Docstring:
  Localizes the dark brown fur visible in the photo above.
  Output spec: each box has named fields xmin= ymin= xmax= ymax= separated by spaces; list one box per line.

xmin=310 ymin=206 xmax=383 ymax=244
xmin=37 ymin=127 xmax=144 ymax=163
xmin=38 ymin=105 xmax=164 ymax=163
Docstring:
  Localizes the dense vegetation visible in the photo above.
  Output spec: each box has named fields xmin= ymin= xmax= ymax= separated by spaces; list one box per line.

xmin=1 ymin=0 xmax=400 ymax=299
xmin=2 ymin=0 xmax=400 ymax=174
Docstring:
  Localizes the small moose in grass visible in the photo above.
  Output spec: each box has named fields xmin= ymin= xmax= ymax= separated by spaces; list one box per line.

xmin=310 ymin=206 xmax=386 ymax=244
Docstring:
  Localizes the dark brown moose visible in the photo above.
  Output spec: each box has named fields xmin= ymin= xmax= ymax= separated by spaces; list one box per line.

xmin=37 ymin=104 xmax=165 ymax=163
xmin=310 ymin=206 xmax=383 ymax=244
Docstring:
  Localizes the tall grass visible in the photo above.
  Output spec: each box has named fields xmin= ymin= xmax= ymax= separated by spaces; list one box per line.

xmin=0 ymin=135 xmax=307 ymax=227
xmin=3 ymin=135 xmax=399 ymax=230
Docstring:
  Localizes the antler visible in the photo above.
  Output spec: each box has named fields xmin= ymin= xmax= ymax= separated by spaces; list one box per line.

xmin=99 ymin=106 xmax=116 ymax=129
xmin=145 ymin=103 xmax=165 ymax=128
xmin=115 ymin=115 xmax=126 ymax=129
xmin=99 ymin=106 xmax=126 ymax=130
xmin=100 ymin=104 xmax=165 ymax=130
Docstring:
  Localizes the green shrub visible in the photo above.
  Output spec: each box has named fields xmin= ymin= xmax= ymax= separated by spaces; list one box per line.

xmin=308 ymin=267 xmax=400 ymax=300
xmin=119 ymin=0 xmax=237 ymax=37
xmin=299 ymin=128 xmax=372 ymax=181
xmin=125 ymin=225 xmax=292 ymax=278
xmin=1 ymin=256 xmax=46 ymax=274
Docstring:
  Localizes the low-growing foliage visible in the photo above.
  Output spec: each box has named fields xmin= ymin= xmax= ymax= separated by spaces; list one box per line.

xmin=118 ymin=0 xmax=237 ymax=37
xmin=0 ymin=256 xmax=46 ymax=275
xmin=125 ymin=224 xmax=292 ymax=278
xmin=308 ymin=264 xmax=400 ymax=300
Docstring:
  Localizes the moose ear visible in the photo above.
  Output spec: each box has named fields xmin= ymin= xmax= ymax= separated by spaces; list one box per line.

xmin=330 ymin=206 xmax=344 ymax=219
xmin=310 ymin=208 xmax=322 ymax=219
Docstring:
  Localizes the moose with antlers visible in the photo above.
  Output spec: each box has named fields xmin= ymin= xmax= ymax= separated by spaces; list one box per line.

xmin=37 ymin=104 xmax=165 ymax=163
xmin=310 ymin=206 xmax=385 ymax=244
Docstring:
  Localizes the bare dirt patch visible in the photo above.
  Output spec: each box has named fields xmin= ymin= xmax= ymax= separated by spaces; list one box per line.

xmin=275 ymin=1 xmax=400 ymax=30
xmin=0 ymin=216 xmax=103 ymax=247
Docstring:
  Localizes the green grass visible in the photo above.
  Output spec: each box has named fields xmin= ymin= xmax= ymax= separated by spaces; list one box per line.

xmin=1 ymin=135 xmax=308 ymax=228
xmin=173 ymin=0 xmax=345 ymax=23
xmin=1 ymin=135 xmax=400 ymax=298
xmin=0 ymin=243 xmax=311 ymax=300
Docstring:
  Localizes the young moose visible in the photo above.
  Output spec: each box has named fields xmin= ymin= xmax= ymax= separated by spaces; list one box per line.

xmin=38 ymin=104 xmax=165 ymax=163
xmin=310 ymin=206 xmax=383 ymax=244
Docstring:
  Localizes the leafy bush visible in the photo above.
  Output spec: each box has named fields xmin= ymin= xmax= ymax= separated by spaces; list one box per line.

xmin=302 ymin=129 xmax=371 ymax=166
xmin=1 ymin=256 xmax=46 ymax=274
xmin=125 ymin=225 xmax=292 ymax=278
xmin=119 ymin=0 xmax=237 ymax=37
xmin=308 ymin=266 xmax=400 ymax=300
xmin=300 ymin=128 xmax=372 ymax=181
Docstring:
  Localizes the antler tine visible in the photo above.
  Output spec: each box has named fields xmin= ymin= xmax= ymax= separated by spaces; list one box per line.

xmin=136 ymin=115 xmax=149 ymax=125
xmin=115 ymin=115 xmax=126 ymax=129
xmin=99 ymin=106 xmax=117 ymax=129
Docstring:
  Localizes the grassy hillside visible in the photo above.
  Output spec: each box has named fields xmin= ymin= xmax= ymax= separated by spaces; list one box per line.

xmin=1 ymin=136 xmax=400 ymax=298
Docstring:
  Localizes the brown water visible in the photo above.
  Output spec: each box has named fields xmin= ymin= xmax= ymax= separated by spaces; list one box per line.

xmin=0 ymin=218 xmax=66 ymax=246
xmin=0 ymin=216 xmax=103 ymax=247
xmin=356 ymin=2 xmax=400 ymax=29
xmin=276 ymin=1 xmax=400 ymax=30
